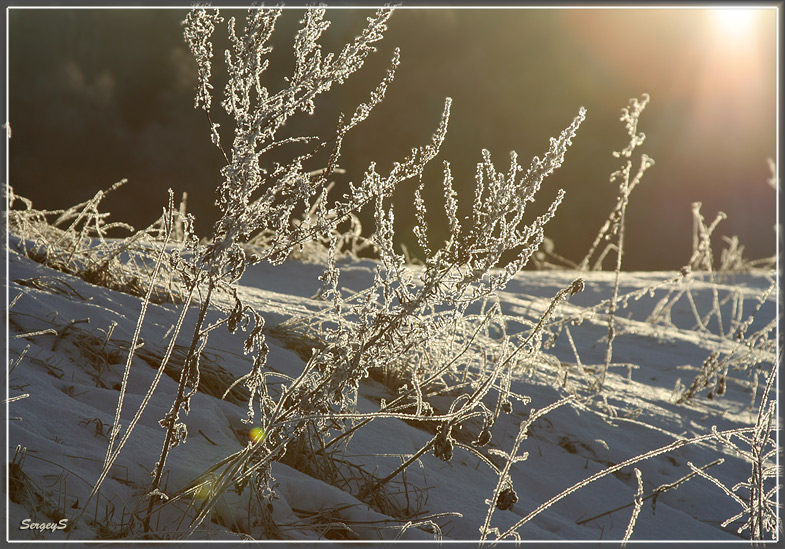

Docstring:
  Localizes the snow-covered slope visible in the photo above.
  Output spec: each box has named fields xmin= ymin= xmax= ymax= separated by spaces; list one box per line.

xmin=6 ymin=243 xmax=778 ymax=542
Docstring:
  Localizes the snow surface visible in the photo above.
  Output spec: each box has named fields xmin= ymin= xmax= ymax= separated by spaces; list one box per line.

xmin=5 ymin=239 xmax=778 ymax=543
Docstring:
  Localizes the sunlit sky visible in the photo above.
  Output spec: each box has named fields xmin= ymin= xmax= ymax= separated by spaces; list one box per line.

xmin=7 ymin=5 xmax=778 ymax=270
xmin=562 ymin=8 xmax=773 ymax=141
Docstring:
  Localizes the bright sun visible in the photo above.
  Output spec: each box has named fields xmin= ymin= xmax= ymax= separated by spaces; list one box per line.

xmin=711 ymin=8 xmax=761 ymax=40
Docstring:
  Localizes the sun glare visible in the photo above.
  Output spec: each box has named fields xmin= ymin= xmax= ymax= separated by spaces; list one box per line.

xmin=703 ymin=7 xmax=766 ymax=70
xmin=674 ymin=7 xmax=773 ymax=162
xmin=711 ymin=8 xmax=761 ymax=40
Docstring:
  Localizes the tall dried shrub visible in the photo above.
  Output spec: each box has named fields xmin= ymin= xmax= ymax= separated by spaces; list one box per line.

xmin=42 ymin=6 xmax=589 ymax=537
xmin=168 ymin=6 xmax=587 ymax=534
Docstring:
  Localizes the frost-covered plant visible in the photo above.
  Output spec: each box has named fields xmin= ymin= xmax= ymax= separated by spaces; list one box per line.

xmin=675 ymin=276 xmax=776 ymax=406
xmin=167 ymin=5 xmax=587 ymax=532
xmin=62 ymin=6 xmax=408 ymax=533
xmin=303 ymin=107 xmax=586 ymax=405
xmin=187 ymin=6 xmax=402 ymax=275
xmin=688 ymin=201 xmax=726 ymax=274
xmin=243 ymin=108 xmax=587 ymax=524
xmin=7 ymin=181 xmax=185 ymax=304
xmin=140 ymin=5 xmax=418 ymax=530
xmin=59 ymin=6 xmax=588 ymax=536
xmin=578 ymin=93 xmax=653 ymax=273
xmin=686 ymin=360 xmax=779 ymax=540
xmin=479 ymin=395 xmax=576 ymax=541
xmin=689 ymin=200 xmax=776 ymax=276
xmin=579 ymin=94 xmax=653 ymax=391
